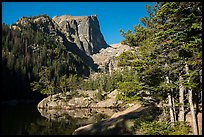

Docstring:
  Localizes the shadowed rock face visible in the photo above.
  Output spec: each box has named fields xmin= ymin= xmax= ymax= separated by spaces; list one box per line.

xmin=13 ymin=14 xmax=109 ymax=72
xmin=52 ymin=14 xmax=109 ymax=55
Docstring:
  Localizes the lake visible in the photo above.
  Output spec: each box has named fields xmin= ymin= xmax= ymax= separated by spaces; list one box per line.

xmin=1 ymin=103 xmax=118 ymax=135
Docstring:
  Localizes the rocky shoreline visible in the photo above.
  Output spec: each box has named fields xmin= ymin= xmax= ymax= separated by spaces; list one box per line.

xmin=36 ymin=89 xmax=146 ymax=135
xmin=73 ymin=103 xmax=144 ymax=135
xmin=37 ymin=89 xmax=122 ymax=110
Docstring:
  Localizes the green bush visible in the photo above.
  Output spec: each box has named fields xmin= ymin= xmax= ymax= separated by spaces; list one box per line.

xmin=137 ymin=121 xmax=191 ymax=135
xmin=139 ymin=121 xmax=172 ymax=135
xmin=169 ymin=122 xmax=191 ymax=135
xmin=79 ymin=71 xmax=123 ymax=93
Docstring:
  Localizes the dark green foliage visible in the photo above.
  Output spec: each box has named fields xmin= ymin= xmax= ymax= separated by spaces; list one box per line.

xmin=2 ymin=23 xmax=89 ymax=98
xmin=130 ymin=106 xmax=191 ymax=135
xmin=118 ymin=2 xmax=202 ymax=135
xmin=117 ymin=2 xmax=202 ymax=134
xmin=120 ymin=24 xmax=150 ymax=47
xmin=118 ymin=1 xmax=202 ymax=105
xmin=138 ymin=121 xmax=191 ymax=135
xmin=79 ymin=71 xmax=123 ymax=93
xmin=140 ymin=121 xmax=172 ymax=135
xmin=116 ymin=68 xmax=143 ymax=102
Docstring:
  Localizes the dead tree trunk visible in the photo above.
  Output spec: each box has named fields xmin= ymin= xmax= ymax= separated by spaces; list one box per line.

xmin=178 ymin=75 xmax=185 ymax=122
xmin=185 ymin=63 xmax=198 ymax=135
xmin=199 ymin=69 xmax=202 ymax=107
xmin=166 ymin=76 xmax=175 ymax=126
xmin=165 ymin=63 xmax=175 ymax=126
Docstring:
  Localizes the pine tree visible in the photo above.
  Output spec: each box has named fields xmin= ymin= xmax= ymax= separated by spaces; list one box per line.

xmin=118 ymin=2 xmax=202 ymax=134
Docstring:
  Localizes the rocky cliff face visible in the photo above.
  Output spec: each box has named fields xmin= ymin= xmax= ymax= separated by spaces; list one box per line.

xmin=91 ymin=43 xmax=132 ymax=74
xmin=13 ymin=14 xmax=131 ymax=74
xmin=14 ymin=14 xmax=108 ymax=56
xmin=13 ymin=14 xmax=109 ymax=71
xmin=52 ymin=15 xmax=108 ymax=55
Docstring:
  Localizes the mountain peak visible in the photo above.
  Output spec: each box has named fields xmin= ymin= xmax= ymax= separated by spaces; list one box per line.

xmin=15 ymin=14 xmax=52 ymax=26
xmin=52 ymin=14 xmax=108 ymax=55
xmin=14 ymin=13 xmax=108 ymax=58
xmin=53 ymin=14 xmax=97 ymax=19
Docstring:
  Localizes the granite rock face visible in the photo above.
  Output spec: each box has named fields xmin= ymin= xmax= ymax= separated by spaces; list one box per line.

xmin=91 ymin=43 xmax=132 ymax=74
xmin=53 ymin=15 xmax=109 ymax=55
xmin=37 ymin=89 xmax=121 ymax=110
xmin=13 ymin=14 xmax=109 ymax=71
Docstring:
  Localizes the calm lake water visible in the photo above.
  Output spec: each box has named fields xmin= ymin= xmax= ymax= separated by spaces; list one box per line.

xmin=1 ymin=104 xmax=117 ymax=135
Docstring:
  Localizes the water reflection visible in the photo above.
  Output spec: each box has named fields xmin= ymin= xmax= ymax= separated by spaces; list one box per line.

xmin=1 ymin=104 xmax=43 ymax=135
xmin=1 ymin=104 xmax=119 ymax=135
xmin=26 ymin=116 xmax=79 ymax=135
xmin=38 ymin=107 xmax=118 ymax=121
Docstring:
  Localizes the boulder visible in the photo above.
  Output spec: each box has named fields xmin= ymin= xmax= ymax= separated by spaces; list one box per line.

xmin=37 ymin=89 xmax=122 ymax=110
xmin=67 ymin=97 xmax=92 ymax=108
xmin=91 ymin=98 xmax=117 ymax=108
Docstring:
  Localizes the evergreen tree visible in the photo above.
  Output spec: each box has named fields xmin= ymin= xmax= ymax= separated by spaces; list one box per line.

xmin=118 ymin=2 xmax=202 ymax=134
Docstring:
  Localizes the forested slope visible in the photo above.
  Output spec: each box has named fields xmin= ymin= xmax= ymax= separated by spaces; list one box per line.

xmin=2 ymin=23 xmax=89 ymax=100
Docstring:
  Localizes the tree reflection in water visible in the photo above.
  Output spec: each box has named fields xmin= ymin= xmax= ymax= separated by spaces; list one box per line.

xmin=1 ymin=104 xmax=118 ymax=135
xmin=26 ymin=108 xmax=115 ymax=135
xmin=26 ymin=116 xmax=78 ymax=135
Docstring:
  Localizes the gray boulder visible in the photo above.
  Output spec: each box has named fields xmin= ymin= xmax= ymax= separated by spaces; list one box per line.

xmin=37 ymin=89 xmax=122 ymax=110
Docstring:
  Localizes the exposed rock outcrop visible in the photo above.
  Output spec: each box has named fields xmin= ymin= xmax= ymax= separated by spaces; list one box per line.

xmin=14 ymin=14 xmax=108 ymax=56
xmin=12 ymin=14 xmax=109 ymax=72
xmin=91 ymin=43 xmax=132 ymax=74
xmin=52 ymin=15 xmax=109 ymax=55
xmin=37 ymin=89 xmax=122 ymax=110
xmin=16 ymin=14 xmax=60 ymax=37
xmin=37 ymin=89 xmax=123 ymax=124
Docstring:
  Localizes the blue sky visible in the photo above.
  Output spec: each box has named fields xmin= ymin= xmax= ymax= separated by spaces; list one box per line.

xmin=2 ymin=2 xmax=156 ymax=45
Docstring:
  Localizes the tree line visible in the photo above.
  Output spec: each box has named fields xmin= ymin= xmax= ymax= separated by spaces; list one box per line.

xmin=117 ymin=2 xmax=202 ymax=135
xmin=2 ymin=23 xmax=89 ymax=100
xmin=1 ymin=2 xmax=202 ymax=135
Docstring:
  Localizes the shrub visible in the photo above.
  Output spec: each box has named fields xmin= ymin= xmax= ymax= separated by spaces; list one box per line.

xmin=139 ymin=121 xmax=172 ymax=135
xmin=137 ymin=121 xmax=191 ymax=135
